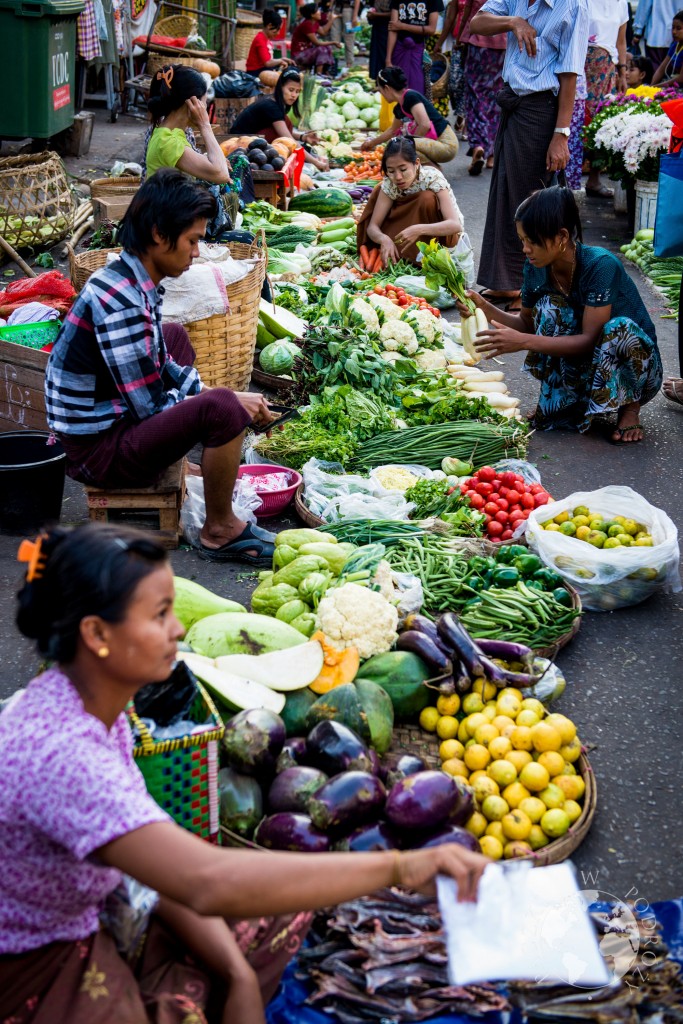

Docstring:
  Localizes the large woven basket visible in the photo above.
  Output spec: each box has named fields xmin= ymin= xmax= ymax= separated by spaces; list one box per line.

xmin=234 ymin=10 xmax=263 ymax=61
xmin=90 ymin=176 xmax=141 ymax=199
xmin=127 ymin=680 xmax=224 ymax=843
xmin=0 ymin=152 xmax=74 ymax=250
xmin=431 ymin=53 xmax=450 ymax=101
xmin=154 ymin=13 xmax=197 ymax=37
xmin=67 ymin=244 xmax=121 ymax=292
xmin=184 ymin=235 xmax=267 ymax=390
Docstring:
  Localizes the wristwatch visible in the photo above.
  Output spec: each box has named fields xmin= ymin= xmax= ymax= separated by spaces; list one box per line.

xmin=553 ymin=127 xmax=571 ymax=137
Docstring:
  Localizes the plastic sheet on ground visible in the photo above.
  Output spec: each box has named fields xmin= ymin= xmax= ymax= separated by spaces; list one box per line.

xmin=266 ymin=898 xmax=683 ymax=1024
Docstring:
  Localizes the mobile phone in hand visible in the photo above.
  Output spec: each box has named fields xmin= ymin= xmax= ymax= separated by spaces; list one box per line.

xmin=251 ymin=403 xmax=298 ymax=434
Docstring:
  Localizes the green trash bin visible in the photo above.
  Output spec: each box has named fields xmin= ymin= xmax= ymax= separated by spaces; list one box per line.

xmin=0 ymin=0 xmax=84 ymax=140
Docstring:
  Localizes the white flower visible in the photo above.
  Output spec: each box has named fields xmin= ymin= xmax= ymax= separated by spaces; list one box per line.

xmin=593 ymin=108 xmax=673 ymax=175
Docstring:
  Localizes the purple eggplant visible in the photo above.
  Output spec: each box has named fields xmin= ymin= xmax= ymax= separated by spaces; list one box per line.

xmin=396 ymin=631 xmax=452 ymax=679
xmin=276 ymin=736 xmax=309 ymax=773
xmin=308 ymin=771 xmax=386 ymax=834
xmin=268 ymin=766 xmax=329 ymax=814
xmin=385 ymin=771 xmax=463 ymax=832
xmin=418 ymin=824 xmax=482 ymax=853
xmin=306 ymin=721 xmax=373 ymax=776
xmin=476 ymin=640 xmax=542 ymax=687
xmin=448 ymin=776 xmax=475 ymax=826
xmin=403 ymin=614 xmax=452 ymax=657
xmin=379 ymin=752 xmax=426 ymax=789
xmin=222 ymin=708 xmax=285 ymax=777
xmin=437 ymin=614 xmax=486 ymax=678
xmin=217 ymin=766 xmax=263 ymax=838
xmin=335 ymin=821 xmax=401 ymax=852
xmin=254 ymin=812 xmax=331 ymax=852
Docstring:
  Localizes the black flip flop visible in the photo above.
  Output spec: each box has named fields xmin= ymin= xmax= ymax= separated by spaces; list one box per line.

xmin=197 ymin=522 xmax=275 ymax=565
xmin=468 ymin=149 xmax=485 ymax=176
xmin=610 ymin=424 xmax=644 ymax=445
xmin=478 ymin=289 xmax=520 ymax=307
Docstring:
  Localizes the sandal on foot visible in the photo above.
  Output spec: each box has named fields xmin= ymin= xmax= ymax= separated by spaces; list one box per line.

xmin=197 ymin=522 xmax=275 ymax=565
xmin=468 ymin=148 xmax=485 ymax=176
xmin=586 ymin=185 xmax=613 ymax=199
xmin=610 ymin=423 xmax=644 ymax=445
xmin=662 ymin=378 xmax=683 ymax=407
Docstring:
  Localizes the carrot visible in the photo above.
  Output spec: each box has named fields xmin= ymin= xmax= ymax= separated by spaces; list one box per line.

xmin=359 ymin=245 xmax=371 ymax=271
xmin=369 ymin=248 xmax=382 ymax=273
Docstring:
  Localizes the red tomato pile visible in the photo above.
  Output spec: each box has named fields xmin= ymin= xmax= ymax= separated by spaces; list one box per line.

xmin=459 ymin=466 xmax=552 ymax=542
xmin=368 ymin=283 xmax=441 ymax=318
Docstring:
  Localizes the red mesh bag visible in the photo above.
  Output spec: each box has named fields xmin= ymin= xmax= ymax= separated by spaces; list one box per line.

xmin=0 ymin=271 xmax=76 ymax=317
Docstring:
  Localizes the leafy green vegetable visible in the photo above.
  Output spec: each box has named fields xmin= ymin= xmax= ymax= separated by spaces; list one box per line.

xmin=405 ymin=478 xmax=467 ymax=520
xmin=416 ymin=240 xmax=475 ymax=312
xmin=395 ymin=374 xmax=506 ymax=426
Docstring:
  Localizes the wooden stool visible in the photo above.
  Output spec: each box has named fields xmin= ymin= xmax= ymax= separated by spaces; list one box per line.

xmin=85 ymin=460 xmax=187 ymax=549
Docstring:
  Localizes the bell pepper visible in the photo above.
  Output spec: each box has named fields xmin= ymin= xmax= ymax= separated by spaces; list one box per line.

xmin=468 ymin=555 xmax=496 ymax=575
xmin=467 ymin=575 xmax=486 ymax=591
xmin=526 ymin=580 xmax=547 ymax=593
xmin=494 ymin=543 xmax=526 ymax=564
xmin=513 ymin=553 xmax=543 ymax=576
xmin=552 ymin=587 xmax=573 ymax=608
xmin=532 ymin=567 xmax=564 ymax=589
xmin=488 ymin=566 xmax=521 ymax=587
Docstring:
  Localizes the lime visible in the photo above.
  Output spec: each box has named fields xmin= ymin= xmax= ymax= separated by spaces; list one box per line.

xmin=603 ymin=537 xmax=621 ymax=549
xmin=621 ymin=518 xmax=639 ymax=536
xmin=616 ymin=534 xmax=633 ymax=546
xmin=575 ymin=525 xmax=591 ymax=541
xmin=635 ymin=536 xmax=653 ymax=546
xmin=545 ymin=522 xmax=562 ymax=532
xmin=553 ymin=510 xmax=570 ymax=524
xmin=573 ymin=505 xmax=590 ymax=518
xmin=587 ymin=530 xmax=607 ymax=548
xmin=588 ymin=518 xmax=604 ymax=531
xmin=572 ymin=515 xmax=590 ymax=528
xmin=559 ymin=521 xmax=576 ymax=536
xmin=607 ymin=524 xmax=623 ymax=537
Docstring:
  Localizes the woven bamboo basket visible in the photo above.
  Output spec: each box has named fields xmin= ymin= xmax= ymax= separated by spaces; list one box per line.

xmin=234 ymin=9 xmax=263 ymax=61
xmin=90 ymin=176 xmax=141 ymax=199
xmin=154 ymin=13 xmax=197 ymax=37
xmin=431 ymin=53 xmax=450 ymax=101
xmin=146 ymin=51 xmax=217 ymax=76
xmin=184 ymin=236 xmax=266 ymax=390
xmin=67 ymin=244 xmax=121 ymax=292
xmin=0 ymin=152 xmax=73 ymax=250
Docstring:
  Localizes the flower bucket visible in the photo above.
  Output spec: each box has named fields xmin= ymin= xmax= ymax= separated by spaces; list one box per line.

xmin=634 ymin=179 xmax=659 ymax=233
xmin=612 ymin=180 xmax=628 ymax=213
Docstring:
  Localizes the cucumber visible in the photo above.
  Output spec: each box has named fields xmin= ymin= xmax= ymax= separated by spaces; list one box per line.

xmin=320 ymin=217 xmax=356 ymax=232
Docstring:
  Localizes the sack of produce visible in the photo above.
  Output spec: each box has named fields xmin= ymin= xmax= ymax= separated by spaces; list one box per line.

xmin=525 ymin=485 xmax=681 ymax=611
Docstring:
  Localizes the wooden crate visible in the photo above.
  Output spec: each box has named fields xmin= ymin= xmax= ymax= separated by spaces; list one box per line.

xmin=0 ymin=339 xmax=49 ymax=434
xmin=84 ymin=459 xmax=187 ymax=549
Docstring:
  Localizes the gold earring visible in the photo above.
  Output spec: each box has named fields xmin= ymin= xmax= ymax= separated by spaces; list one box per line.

xmin=97 ymin=646 xmax=109 ymax=658
xmin=560 ymin=243 xmax=566 ymax=254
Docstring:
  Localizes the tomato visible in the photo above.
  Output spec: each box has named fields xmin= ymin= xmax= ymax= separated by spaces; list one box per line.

xmin=496 ymin=497 xmax=509 ymax=511
xmin=469 ymin=493 xmax=485 ymax=509
xmin=501 ymin=529 xmax=514 ymax=540
xmin=533 ymin=491 xmax=550 ymax=506
xmin=508 ymin=509 xmax=525 ymax=524
xmin=495 ymin=510 xmax=509 ymax=525
xmin=483 ymin=513 xmax=492 ymax=525
xmin=506 ymin=489 xmax=521 ymax=504
xmin=484 ymin=501 xmax=499 ymax=516
xmin=521 ymin=492 xmax=535 ymax=509
xmin=489 ymin=479 xmax=501 ymax=492
xmin=432 ymin=308 xmax=441 ymax=317
xmin=459 ymin=482 xmax=469 ymax=494
xmin=499 ymin=471 xmax=516 ymax=488
xmin=528 ymin=483 xmax=543 ymax=494
xmin=487 ymin=520 xmax=504 ymax=537
xmin=477 ymin=466 xmax=497 ymax=483
xmin=514 ymin=475 xmax=526 ymax=488
xmin=373 ymin=285 xmax=385 ymax=295
xmin=447 ymin=486 xmax=456 ymax=495
xmin=474 ymin=481 xmax=494 ymax=497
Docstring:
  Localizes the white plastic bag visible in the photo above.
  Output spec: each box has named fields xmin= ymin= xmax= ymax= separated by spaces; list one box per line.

xmin=391 ymin=570 xmax=424 ymax=624
xmin=180 ymin=475 xmax=262 ymax=547
xmin=301 ymin=458 xmax=415 ymax=522
xmin=524 ymin=485 xmax=681 ymax=611
xmin=392 ymin=274 xmax=457 ymax=309
xmin=494 ymin=459 xmax=542 ymax=485
xmin=451 ymin=231 xmax=476 ymax=288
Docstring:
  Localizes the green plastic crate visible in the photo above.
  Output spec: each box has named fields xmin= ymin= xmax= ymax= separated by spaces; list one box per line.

xmin=0 ymin=320 xmax=62 ymax=349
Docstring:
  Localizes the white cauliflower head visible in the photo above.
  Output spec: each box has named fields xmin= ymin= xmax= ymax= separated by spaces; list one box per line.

xmin=403 ymin=308 xmax=443 ymax=346
xmin=415 ymin=348 xmax=448 ymax=370
xmin=372 ymin=560 xmax=396 ymax=602
xmin=368 ymin=294 xmax=403 ymax=320
xmin=316 ymin=582 xmax=398 ymax=660
xmin=350 ymin=297 xmax=380 ymax=334
xmin=379 ymin=319 xmax=419 ymax=356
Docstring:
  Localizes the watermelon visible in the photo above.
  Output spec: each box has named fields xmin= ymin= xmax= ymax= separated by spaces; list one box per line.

xmin=305 ymin=679 xmax=394 ymax=754
xmin=288 ymin=188 xmax=353 ymax=218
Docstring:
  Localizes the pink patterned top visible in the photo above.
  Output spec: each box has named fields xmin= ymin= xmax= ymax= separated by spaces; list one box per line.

xmin=0 ymin=668 xmax=169 ymax=954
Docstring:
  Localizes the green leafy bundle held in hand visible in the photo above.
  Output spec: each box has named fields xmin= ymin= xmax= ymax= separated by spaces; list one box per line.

xmin=353 ymin=421 xmax=528 ymax=471
xmin=417 ymin=240 xmax=475 ymax=313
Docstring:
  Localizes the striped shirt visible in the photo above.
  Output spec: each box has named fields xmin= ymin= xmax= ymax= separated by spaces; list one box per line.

xmin=480 ymin=0 xmax=589 ymax=96
xmin=633 ymin=0 xmax=680 ymax=49
xmin=45 ymin=250 xmax=201 ymax=436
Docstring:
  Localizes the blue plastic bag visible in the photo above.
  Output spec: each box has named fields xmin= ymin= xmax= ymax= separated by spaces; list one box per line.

xmin=654 ymin=149 xmax=683 ymax=257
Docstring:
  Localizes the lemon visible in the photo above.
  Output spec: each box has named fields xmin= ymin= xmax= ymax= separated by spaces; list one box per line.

xmin=544 ymin=714 xmax=577 ymax=745
xmin=559 ymin=521 xmax=576 ymax=536
xmin=502 ymin=782 xmax=530 ymax=808
xmin=587 ymin=530 xmax=607 ymax=548
xmin=573 ymin=505 xmax=590 ymax=518
xmin=465 ymin=811 xmax=488 ymax=838
xmin=472 ymin=775 xmax=500 ymax=803
xmin=502 ymin=809 xmax=532 ymax=841
xmin=482 ymin=704 xmax=498 ymax=722
xmin=588 ymin=517 xmax=605 ymax=531
xmin=530 ymin=721 xmax=563 ymax=752
xmin=613 ymin=515 xmax=627 ymax=526
xmin=457 ymin=720 xmax=470 ymax=743
xmin=539 ymin=783 xmax=565 ymax=809
xmin=462 ymin=692 xmax=484 ymax=715
xmin=528 ymin=824 xmax=550 ymax=850
xmin=419 ymin=707 xmax=439 ymax=732
xmin=603 ymin=537 xmax=621 ymax=549
xmin=622 ymin=518 xmax=639 ymax=535
xmin=492 ymin=716 xmax=517 ymax=738
xmin=481 ymin=795 xmax=509 ymax=821
xmin=487 ymin=759 xmax=517 ymax=788
xmin=616 ymin=533 xmax=633 ymax=546
xmin=544 ymin=522 xmax=562 ymax=532
xmin=560 ymin=736 xmax=582 ymax=763
xmin=441 ymin=757 xmax=469 ymax=779
xmin=510 ymin=725 xmax=534 ymax=751
xmin=488 ymin=735 xmax=513 ymax=760
xmin=572 ymin=515 xmax=590 ymax=528
xmin=480 ymin=835 xmax=504 ymax=860
xmin=465 ymin=712 xmax=488 ymax=737
xmin=472 ymin=678 xmax=497 ymax=702
xmin=555 ymin=773 xmax=585 ymax=802
xmin=553 ymin=510 xmax=570 ymax=524
xmin=635 ymin=536 xmax=654 ymax=546
xmin=496 ymin=694 xmax=521 ymax=718
xmin=439 ymin=738 xmax=465 ymax=762
xmin=540 ymin=808 xmax=570 ymax=838
xmin=436 ymin=715 xmax=460 ymax=740
xmin=575 ymin=526 xmax=592 ymax=541
xmin=516 ymin=709 xmax=540 ymax=729
xmin=504 ymin=840 xmax=533 ymax=859
xmin=607 ymin=524 xmax=623 ymax=538
xmin=537 ymin=751 xmax=566 ymax=777
xmin=506 ymin=749 xmax=533 ymax=773
xmin=474 ymin=723 xmax=500 ymax=747
xmin=519 ymin=796 xmax=547 ymax=823
xmin=520 ymin=698 xmax=545 ymax=717
xmin=485 ymin=821 xmax=505 ymax=842
xmin=464 ymin=743 xmax=491 ymax=771
xmin=560 ymin=761 xmax=577 ymax=775
xmin=563 ymin=799 xmax=583 ymax=824
xmin=519 ymin=761 xmax=550 ymax=792
xmin=436 ymin=693 xmax=461 ymax=717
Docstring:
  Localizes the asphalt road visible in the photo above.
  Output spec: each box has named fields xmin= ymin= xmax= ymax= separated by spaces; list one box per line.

xmin=1 ymin=114 xmax=681 ymax=904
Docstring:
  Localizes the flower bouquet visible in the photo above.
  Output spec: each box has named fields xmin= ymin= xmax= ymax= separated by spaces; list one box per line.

xmin=583 ymin=94 xmax=673 ymax=183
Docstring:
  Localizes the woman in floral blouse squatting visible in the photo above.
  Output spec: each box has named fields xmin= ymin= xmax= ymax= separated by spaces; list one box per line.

xmin=0 ymin=522 xmax=488 ymax=1023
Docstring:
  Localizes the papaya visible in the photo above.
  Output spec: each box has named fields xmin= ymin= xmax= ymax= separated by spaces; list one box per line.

xmin=305 ymin=680 xmax=394 ymax=755
xmin=355 ymin=652 xmax=431 ymax=721
xmin=281 ymin=687 xmax=317 ymax=736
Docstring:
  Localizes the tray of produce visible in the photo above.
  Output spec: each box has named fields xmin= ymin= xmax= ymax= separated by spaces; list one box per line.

xmin=251 ymin=366 xmax=293 ymax=392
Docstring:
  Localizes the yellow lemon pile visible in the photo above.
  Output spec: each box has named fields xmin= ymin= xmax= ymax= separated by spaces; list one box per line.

xmin=419 ymin=688 xmax=584 ymax=861
xmin=540 ymin=506 xmax=653 ymax=549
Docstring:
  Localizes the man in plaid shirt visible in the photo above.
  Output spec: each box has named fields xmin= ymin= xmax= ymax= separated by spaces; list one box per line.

xmin=45 ymin=169 xmax=276 ymax=565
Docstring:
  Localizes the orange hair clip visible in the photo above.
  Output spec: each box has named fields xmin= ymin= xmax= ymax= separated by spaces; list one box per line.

xmin=17 ymin=534 xmax=48 ymax=582
xmin=156 ymin=65 xmax=174 ymax=90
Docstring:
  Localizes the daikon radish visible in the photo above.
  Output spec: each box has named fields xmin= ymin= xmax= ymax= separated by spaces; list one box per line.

xmin=452 ymin=369 xmax=505 ymax=382
xmin=465 ymin=390 xmax=519 ymax=409
xmin=462 ymin=380 xmax=508 ymax=393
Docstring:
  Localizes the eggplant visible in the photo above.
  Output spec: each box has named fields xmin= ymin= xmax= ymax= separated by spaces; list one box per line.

xmin=335 ymin=821 xmax=401 ymax=852
xmin=308 ymin=771 xmax=386 ymax=834
xmin=379 ymin=752 xmax=426 ymax=789
xmin=436 ymin=613 xmax=486 ymax=678
xmin=276 ymin=736 xmax=309 ymax=773
xmin=268 ymin=766 xmax=329 ymax=814
xmin=419 ymin=824 xmax=482 ymax=853
xmin=255 ymin=812 xmax=331 ymax=852
xmin=403 ymin=614 xmax=451 ymax=657
xmin=306 ymin=721 xmax=373 ymax=776
xmin=221 ymin=708 xmax=285 ymax=776
xmin=217 ymin=766 xmax=263 ymax=838
xmin=475 ymin=640 xmax=542 ymax=687
xmin=396 ymin=631 xmax=452 ymax=679
xmin=385 ymin=770 xmax=463 ymax=832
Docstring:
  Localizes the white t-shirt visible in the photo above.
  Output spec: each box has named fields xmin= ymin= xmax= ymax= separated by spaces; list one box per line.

xmin=588 ymin=0 xmax=629 ymax=64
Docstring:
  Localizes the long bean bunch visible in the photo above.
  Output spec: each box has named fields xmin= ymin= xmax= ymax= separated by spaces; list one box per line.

xmin=352 ymin=421 xmax=529 ymax=471
xmin=386 ymin=535 xmax=475 ymax=613
xmin=459 ymin=582 xmax=580 ymax=648
xmin=318 ymin=520 xmax=425 ymax=547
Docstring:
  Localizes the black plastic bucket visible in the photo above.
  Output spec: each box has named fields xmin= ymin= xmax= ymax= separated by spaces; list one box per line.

xmin=0 ymin=431 xmax=66 ymax=534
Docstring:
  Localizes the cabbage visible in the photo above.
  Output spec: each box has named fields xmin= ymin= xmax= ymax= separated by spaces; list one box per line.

xmin=341 ymin=101 xmax=360 ymax=120
xmin=370 ymin=119 xmax=380 ymax=130
xmin=334 ymin=92 xmax=349 ymax=106
xmin=259 ymin=342 xmax=295 ymax=375
xmin=309 ymin=111 xmax=327 ymax=131
xmin=360 ymin=108 xmax=376 ymax=124
xmin=345 ymin=119 xmax=367 ymax=130
xmin=327 ymin=113 xmax=345 ymax=131
xmin=354 ymin=94 xmax=373 ymax=109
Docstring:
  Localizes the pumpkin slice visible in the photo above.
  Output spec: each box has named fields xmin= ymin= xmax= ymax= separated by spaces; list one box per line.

xmin=309 ymin=631 xmax=360 ymax=695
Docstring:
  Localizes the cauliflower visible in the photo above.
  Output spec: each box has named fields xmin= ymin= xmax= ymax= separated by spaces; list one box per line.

xmin=368 ymin=294 xmax=403 ymax=320
xmin=415 ymin=348 xmax=448 ymax=370
xmin=319 ymin=128 xmax=340 ymax=146
xmin=330 ymin=143 xmax=354 ymax=159
xmin=350 ymin=297 xmax=380 ymax=334
xmin=372 ymin=560 xmax=398 ymax=602
xmin=316 ymin=583 xmax=398 ymax=659
xmin=379 ymin=319 xmax=419 ymax=356
xmin=403 ymin=308 xmax=444 ymax=346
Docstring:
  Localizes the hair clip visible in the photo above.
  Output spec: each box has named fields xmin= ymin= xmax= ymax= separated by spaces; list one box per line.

xmin=156 ymin=65 xmax=174 ymax=89
xmin=17 ymin=534 xmax=48 ymax=582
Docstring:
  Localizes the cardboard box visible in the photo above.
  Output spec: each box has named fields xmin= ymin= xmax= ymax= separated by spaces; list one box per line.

xmin=93 ymin=194 xmax=136 ymax=228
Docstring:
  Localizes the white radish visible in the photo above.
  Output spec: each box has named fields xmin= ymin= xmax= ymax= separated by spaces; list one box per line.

xmin=465 ymin=391 xmax=519 ymax=409
xmin=463 ymin=380 xmax=508 ymax=393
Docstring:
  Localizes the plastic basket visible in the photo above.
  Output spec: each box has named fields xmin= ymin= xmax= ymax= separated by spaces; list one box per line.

xmin=127 ymin=680 xmax=225 ymax=843
xmin=0 ymin=320 xmax=61 ymax=349
xmin=238 ymin=463 xmax=302 ymax=517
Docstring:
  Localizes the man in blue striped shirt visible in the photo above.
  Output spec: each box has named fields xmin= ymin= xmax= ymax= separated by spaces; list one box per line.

xmin=633 ymin=0 xmax=680 ymax=68
xmin=471 ymin=0 xmax=589 ymax=303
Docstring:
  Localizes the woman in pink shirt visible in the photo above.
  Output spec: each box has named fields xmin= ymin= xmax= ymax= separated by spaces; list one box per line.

xmin=0 ymin=522 xmax=488 ymax=1024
